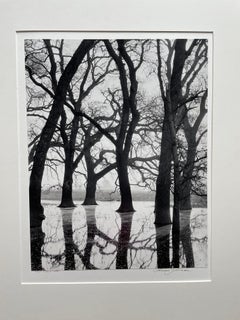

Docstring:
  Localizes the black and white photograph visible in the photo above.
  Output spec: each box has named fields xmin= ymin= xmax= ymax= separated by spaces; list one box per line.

xmin=23 ymin=36 xmax=210 ymax=273
xmin=3 ymin=0 xmax=240 ymax=318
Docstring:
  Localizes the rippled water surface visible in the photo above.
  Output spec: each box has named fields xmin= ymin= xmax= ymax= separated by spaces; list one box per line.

xmin=34 ymin=201 xmax=208 ymax=271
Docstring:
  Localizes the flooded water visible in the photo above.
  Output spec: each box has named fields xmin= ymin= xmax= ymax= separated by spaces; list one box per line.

xmin=33 ymin=201 xmax=208 ymax=271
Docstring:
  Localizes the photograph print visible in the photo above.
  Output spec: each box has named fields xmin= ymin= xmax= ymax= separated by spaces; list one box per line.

xmin=24 ymin=37 xmax=209 ymax=272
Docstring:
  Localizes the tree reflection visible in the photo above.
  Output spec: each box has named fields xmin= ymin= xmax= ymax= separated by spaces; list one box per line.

xmin=155 ymin=209 xmax=195 ymax=268
xmin=116 ymin=212 xmax=134 ymax=269
xmin=81 ymin=206 xmax=97 ymax=269
xmin=61 ymin=209 xmax=75 ymax=270
xmin=179 ymin=210 xmax=194 ymax=268
xmin=155 ymin=224 xmax=171 ymax=268
xmin=77 ymin=208 xmax=156 ymax=269
xmin=181 ymin=224 xmax=194 ymax=267
xmin=40 ymin=208 xmax=66 ymax=271
xmin=172 ymin=207 xmax=180 ymax=268
xmin=30 ymin=204 xmax=207 ymax=270
xmin=30 ymin=226 xmax=44 ymax=270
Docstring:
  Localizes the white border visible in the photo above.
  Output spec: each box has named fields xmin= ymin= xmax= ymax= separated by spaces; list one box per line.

xmin=17 ymin=32 xmax=212 ymax=284
xmin=1 ymin=0 xmax=240 ymax=319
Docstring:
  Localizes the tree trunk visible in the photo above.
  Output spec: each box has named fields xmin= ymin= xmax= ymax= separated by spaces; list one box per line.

xmin=29 ymin=40 xmax=95 ymax=228
xmin=170 ymin=103 xmax=182 ymax=269
xmin=29 ymin=176 xmax=45 ymax=227
xmin=180 ymin=186 xmax=192 ymax=211
xmin=59 ymin=114 xmax=80 ymax=208
xmin=154 ymin=118 xmax=172 ymax=225
xmin=82 ymin=147 xmax=98 ymax=205
xmin=104 ymin=40 xmax=138 ymax=214
xmin=59 ymin=156 xmax=75 ymax=208
xmin=82 ymin=179 xmax=97 ymax=205
xmin=116 ymin=152 xmax=135 ymax=213
xmin=155 ymin=40 xmax=188 ymax=227
xmin=180 ymin=141 xmax=197 ymax=210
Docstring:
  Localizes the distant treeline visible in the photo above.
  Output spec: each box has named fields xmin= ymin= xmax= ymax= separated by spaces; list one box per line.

xmin=42 ymin=189 xmax=207 ymax=208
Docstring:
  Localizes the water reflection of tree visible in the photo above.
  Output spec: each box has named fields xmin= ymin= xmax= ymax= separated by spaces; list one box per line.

xmin=155 ymin=210 xmax=204 ymax=269
xmin=31 ymin=227 xmax=44 ymax=270
xmin=72 ymin=206 xmax=98 ymax=269
xmin=180 ymin=224 xmax=194 ymax=268
xmin=72 ymin=207 xmax=157 ymax=269
xmin=80 ymin=206 xmax=97 ymax=269
xmin=92 ymin=208 xmax=206 ymax=269
xmin=31 ymin=206 xmax=65 ymax=271
xmin=41 ymin=208 xmax=65 ymax=270
xmin=115 ymin=213 xmax=133 ymax=269
xmin=35 ymin=206 xmax=207 ymax=270
xmin=172 ymin=210 xmax=195 ymax=268
xmin=155 ymin=225 xmax=171 ymax=268
xmin=84 ymin=210 xmax=157 ymax=269
xmin=32 ymin=207 xmax=75 ymax=271
xmin=62 ymin=210 xmax=75 ymax=270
